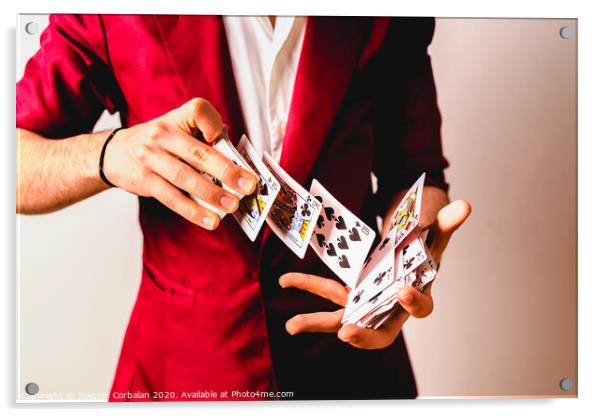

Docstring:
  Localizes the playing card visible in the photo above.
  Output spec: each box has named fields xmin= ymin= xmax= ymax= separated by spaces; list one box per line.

xmin=262 ymin=153 xmax=322 ymax=258
xmin=411 ymin=251 xmax=438 ymax=290
xmin=192 ymin=137 xmax=255 ymax=219
xmin=367 ymin=240 xmax=438 ymax=329
xmin=387 ymin=173 xmax=426 ymax=247
xmin=395 ymin=237 xmax=428 ymax=279
xmin=357 ymin=296 xmax=398 ymax=328
xmin=232 ymin=135 xmax=281 ymax=241
xmin=354 ymin=231 xmax=395 ymax=287
xmin=342 ymin=242 xmax=395 ymax=323
xmin=309 ymin=180 xmax=376 ymax=287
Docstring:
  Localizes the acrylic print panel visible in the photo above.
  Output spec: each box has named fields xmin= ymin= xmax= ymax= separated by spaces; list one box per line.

xmin=16 ymin=15 xmax=577 ymax=401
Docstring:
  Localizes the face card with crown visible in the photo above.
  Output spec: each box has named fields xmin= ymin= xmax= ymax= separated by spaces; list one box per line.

xmin=263 ymin=152 xmax=322 ymax=258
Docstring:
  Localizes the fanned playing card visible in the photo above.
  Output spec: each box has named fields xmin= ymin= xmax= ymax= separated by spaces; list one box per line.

xmin=233 ymin=136 xmax=281 ymax=241
xmin=342 ymin=241 xmax=395 ymax=324
xmin=309 ymin=180 xmax=376 ymax=287
xmin=341 ymin=173 xmax=440 ymax=329
xmin=388 ymin=173 xmax=426 ymax=247
xmin=263 ymin=153 xmax=322 ymax=259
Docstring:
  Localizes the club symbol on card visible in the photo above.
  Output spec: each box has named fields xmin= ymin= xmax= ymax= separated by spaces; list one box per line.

xmin=337 ymin=236 xmax=349 ymax=250
xmin=324 ymin=207 xmax=335 ymax=221
xmin=378 ymin=237 xmax=390 ymax=251
xmin=317 ymin=215 xmax=325 ymax=229
xmin=352 ymin=289 xmax=364 ymax=304
xmin=335 ymin=216 xmax=347 ymax=230
xmin=326 ymin=243 xmax=337 ymax=257
xmin=339 ymin=254 xmax=350 ymax=268
xmin=348 ymin=227 xmax=361 ymax=242
xmin=301 ymin=203 xmax=311 ymax=217
xmin=316 ymin=233 xmax=326 ymax=248
xmin=373 ymin=271 xmax=386 ymax=285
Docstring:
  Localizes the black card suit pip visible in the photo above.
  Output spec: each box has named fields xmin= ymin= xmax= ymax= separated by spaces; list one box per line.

xmin=334 ymin=215 xmax=347 ymax=230
xmin=337 ymin=236 xmax=349 ymax=250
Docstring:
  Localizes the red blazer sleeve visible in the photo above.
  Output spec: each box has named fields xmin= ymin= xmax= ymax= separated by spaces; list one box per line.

xmin=370 ymin=17 xmax=449 ymax=216
xmin=16 ymin=14 xmax=122 ymax=138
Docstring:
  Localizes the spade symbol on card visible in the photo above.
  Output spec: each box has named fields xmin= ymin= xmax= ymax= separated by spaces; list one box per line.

xmin=324 ymin=207 xmax=335 ymax=221
xmin=404 ymin=257 xmax=415 ymax=270
xmin=335 ymin=216 xmax=347 ymax=230
xmin=317 ymin=215 xmax=324 ymax=229
xmin=316 ymin=233 xmax=326 ymax=248
xmin=338 ymin=255 xmax=350 ymax=269
xmin=352 ymin=289 xmax=364 ymax=304
xmin=378 ymin=237 xmax=390 ymax=251
xmin=337 ymin=236 xmax=349 ymax=250
xmin=348 ymin=227 xmax=361 ymax=242
xmin=326 ymin=243 xmax=337 ymax=257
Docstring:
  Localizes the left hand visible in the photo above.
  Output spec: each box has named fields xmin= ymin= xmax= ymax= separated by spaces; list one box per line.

xmin=279 ymin=200 xmax=471 ymax=350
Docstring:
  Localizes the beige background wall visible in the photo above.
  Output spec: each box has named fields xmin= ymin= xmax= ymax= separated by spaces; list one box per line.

xmin=17 ymin=16 xmax=577 ymax=400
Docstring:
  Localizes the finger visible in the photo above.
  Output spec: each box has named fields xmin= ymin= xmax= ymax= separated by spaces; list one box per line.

xmin=160 ymin=133 xmax=257 ymax=195
xmin=279 ymin=273 xmax=348 ymax=307
xmin=337 ymin=310 xmax=409 ymax=350
xmin=429 ymin=200 xmax=471 ymax=261
xmin=144 ymin=150 xmax=240 ymax=213
xmin=396 ymin=286 xmax=434 ymax=318
xmin=146 ymin=173 xmax=221 ymax=230
xmin=170 ymin=97 xmax=226 ymax=143
xmin=285 ymin=309 xmax=344 ymax=335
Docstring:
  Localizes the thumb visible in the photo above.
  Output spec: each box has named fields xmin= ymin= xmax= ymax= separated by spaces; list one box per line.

xmin=169 ymin=97 xmax=226 ymax=143
xmin=428 ymin=200 xmax=471 ymax=262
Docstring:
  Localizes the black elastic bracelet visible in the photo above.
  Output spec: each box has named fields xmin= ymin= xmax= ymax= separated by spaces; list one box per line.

xmin=99 ymin=127 xmax=125 ymax=188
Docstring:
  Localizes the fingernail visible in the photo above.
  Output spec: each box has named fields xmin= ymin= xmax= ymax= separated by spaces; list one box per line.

xmin=220 ymin=196 xmax=237 ymax=211
xmin=237 ymin=176 xmax=255 ymax=193
xmin=201 ymin=216 xmax=216 ymax=229
xmin=399 ymin=293 xmax=414 ymax=305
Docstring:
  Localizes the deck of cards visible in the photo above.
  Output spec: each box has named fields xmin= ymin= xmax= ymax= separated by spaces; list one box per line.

xmin=196 ymin=135 xmax=438 ymax=330
xmin=342 ymin=174 xmax=439 ymax=329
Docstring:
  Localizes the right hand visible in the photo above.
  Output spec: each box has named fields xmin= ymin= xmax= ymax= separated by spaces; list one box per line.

xmin=103 ymin=97 xmax=257 ymax=230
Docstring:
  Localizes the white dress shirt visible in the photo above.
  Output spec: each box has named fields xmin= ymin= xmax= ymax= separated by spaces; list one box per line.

xmin=223 ymin=16 xmax=307 ymax=161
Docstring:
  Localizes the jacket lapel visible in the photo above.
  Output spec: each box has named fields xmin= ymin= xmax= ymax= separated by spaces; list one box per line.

xmin=153 ymin=15 xmax=246 ymax=142
xmin=278 ymin=17 xmax=368 ymax=186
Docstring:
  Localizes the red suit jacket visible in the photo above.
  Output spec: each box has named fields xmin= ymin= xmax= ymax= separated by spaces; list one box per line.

xmin=17 ymin=15 xmax=449 ymax=400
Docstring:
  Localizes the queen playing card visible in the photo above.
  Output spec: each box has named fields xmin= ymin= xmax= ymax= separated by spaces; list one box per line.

xmin=262 ymin=153 xmax=322 ymax=258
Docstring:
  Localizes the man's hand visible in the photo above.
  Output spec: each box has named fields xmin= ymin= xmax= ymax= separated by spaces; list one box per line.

xmin=103 ymin=98 xmax=257 ymax=230
xmin=17 ymin=97 xmax=257 ymax=228
xmin=279 ymin=199 xmax=471 ymax=350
